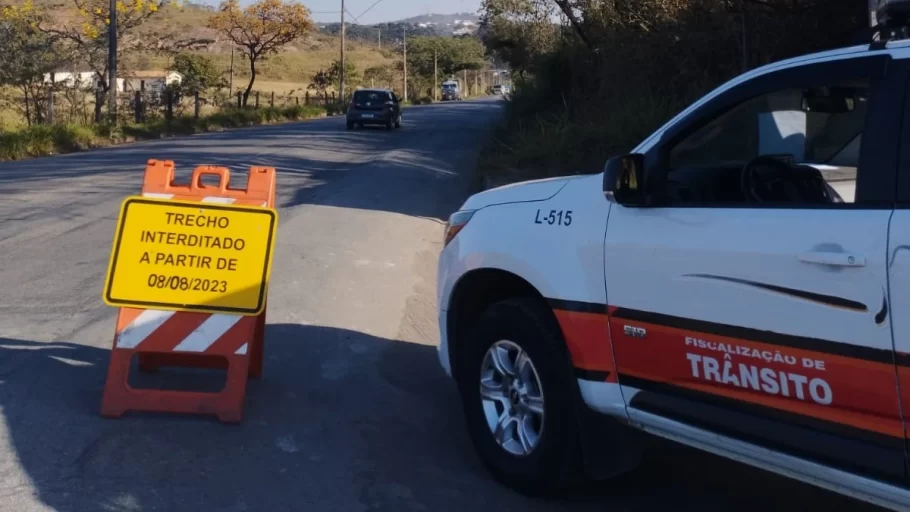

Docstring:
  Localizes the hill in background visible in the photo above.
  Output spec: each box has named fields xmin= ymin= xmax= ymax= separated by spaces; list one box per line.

xmin=394 ymin=12 xmax=480 ymax=34
xmin=318 ymin=12 xmax=481 ymax=40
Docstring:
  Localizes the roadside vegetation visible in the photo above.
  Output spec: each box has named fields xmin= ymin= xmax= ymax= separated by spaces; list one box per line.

xmin=477 ymin=0 xmax=871 ymax=187
xmin=0 ymin=104 xmax=337 ymax=160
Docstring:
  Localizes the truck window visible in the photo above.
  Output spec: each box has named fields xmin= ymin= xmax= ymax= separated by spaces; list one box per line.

xmin=661 ymin=79 xmax=869 ymax=206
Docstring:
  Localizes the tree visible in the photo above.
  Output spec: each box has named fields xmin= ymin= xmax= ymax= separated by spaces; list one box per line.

xmin=0 ymin=1 xmax=66 ymax=125
xmin=406 ymin=36 xmax=486 ymax=85
xmin=449 ymin=36 xmax=486 ymax=73
xmin=172 ymin=53 xmax=226 ymax=93
xmin=20 ymin=0 xmax=210 ymax=122
xmin=208 ymin=0 xmax=313 ymax=106
xmin=328 ymin=59 xmax=359 ymax=93
xmin=363 ymin=64 xmax=394 ymax=88
xmin=308 ymin=68 xmax=331 ymax=97
xmin=478 ymin=0 xmax=558 ymax=76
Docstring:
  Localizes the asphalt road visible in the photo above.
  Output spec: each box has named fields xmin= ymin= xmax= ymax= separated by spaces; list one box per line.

xmin=0 ymin=98 xmax=884 ymax=512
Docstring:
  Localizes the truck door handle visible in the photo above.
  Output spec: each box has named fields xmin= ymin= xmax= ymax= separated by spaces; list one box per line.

xmin=798 ymin=251 xmax=866 ymax=267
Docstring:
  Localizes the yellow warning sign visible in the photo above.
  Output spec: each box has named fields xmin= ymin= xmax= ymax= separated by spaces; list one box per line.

xmin=103 ymin=197 xmax=278 ymax=315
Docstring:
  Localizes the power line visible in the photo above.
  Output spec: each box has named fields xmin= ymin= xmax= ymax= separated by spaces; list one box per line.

xmin=319 ymin=0 xmax=387 ymax=27
xmin=344 ymin=6 xmax=361 ymax=24
xmin=357 ymin=0 xmax=387 ymax=21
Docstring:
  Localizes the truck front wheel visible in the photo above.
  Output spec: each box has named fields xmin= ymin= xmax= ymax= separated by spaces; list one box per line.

xmin=456 ymin=298 xmax=583 ymax=496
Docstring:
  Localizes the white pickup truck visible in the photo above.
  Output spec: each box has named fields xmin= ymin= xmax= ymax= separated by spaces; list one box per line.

xmin=435 ymin=2 xmax=910 ymax=510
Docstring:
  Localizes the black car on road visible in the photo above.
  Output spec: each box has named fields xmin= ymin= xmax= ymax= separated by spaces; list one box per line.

xmin=346 ymin=88 xmax=402 ymax=130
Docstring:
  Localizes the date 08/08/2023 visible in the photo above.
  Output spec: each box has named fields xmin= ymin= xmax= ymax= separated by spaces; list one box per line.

xmin=146 ymin=274 xmax=228 ymax=293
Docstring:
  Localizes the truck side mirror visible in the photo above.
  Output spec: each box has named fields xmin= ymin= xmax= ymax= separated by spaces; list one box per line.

xmin=603 ymin=154 xmax=646 ymax=206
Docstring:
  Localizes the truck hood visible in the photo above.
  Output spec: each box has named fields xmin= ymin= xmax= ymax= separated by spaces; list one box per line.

xmin=461 ymin=175 xmax=585 ymax=211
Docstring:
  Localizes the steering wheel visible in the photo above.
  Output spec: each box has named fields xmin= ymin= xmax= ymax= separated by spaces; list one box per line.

xmin=740 ymin=155 xmax=798 ymax=203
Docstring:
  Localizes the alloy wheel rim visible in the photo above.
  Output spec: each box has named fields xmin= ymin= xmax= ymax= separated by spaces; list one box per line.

xmin=479 ymin=340 xmax=545 ymax=456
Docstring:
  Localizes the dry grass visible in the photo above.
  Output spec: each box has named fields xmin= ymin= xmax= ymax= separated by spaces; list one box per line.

xmin=0 ymin=109 xmax=20 ymax=129
xmin=147 ymin=48 xmax=395 ymax=90
xmin=1 ymin=2 xmax=396 ymax=127
xmin=0 ymin=104 xmax=334 ymax=161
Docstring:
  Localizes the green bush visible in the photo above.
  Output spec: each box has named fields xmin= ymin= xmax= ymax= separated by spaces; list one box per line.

xmin=480 ymin=71 xmax=685 ymax=185
xmin=205 ymin=108 xmax=256 ymax=129
xmin=280 ymin=105 xmax=326 ymax=120
xmin=324 ymin=103 xmax=345 ymax=116
xmin=0 ymin=124 xmax=100 ymax=161
xmin=0 ymin=104 xmax=330 ymax=161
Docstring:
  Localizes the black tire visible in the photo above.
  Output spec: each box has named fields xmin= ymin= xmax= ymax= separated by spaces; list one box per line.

xmin=394 ymin=115 xmax=402 ymax=129
xmin=456 ymin=298 xmax=582 ymax=497
xmin=346 ymin=121 xmax=354 ymax=130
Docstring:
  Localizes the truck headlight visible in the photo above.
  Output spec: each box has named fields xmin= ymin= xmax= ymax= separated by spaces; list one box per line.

xmin=444 ymin=210 xmax=476 ymax=247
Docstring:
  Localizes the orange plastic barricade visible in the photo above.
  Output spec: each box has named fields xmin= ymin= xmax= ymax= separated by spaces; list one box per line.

xmin=100 ymin=160 xmax=277 ymax=423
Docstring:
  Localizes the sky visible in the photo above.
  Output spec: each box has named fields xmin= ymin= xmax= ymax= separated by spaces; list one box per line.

xmin=300 ymin=0 xmax=483 ymax=24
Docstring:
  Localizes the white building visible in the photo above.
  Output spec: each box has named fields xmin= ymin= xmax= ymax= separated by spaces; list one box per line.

xmin=42 ymin=69 xmax=182 ymax=93
xmin=122 ymin=70 xmax=183 ymax=93
xmin=42 ymin=70 xmax=114 ymax=90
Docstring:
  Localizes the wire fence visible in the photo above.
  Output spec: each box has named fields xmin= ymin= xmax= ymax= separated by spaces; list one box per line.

xmin=127 ymin=88 xmax=343 ymax=124
xmin=6 ymin=85 xmax=344 ymax=127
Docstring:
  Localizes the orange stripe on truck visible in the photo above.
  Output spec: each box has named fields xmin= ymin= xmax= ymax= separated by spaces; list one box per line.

xmin=549 ymin=299 xmax=905 ymax=439
xmin=553 ymin=309 xmax=614 ymax=378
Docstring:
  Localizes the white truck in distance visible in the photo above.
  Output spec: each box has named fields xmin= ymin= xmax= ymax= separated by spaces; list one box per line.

xmin=441 ymin=79 xmax=461 ymax=101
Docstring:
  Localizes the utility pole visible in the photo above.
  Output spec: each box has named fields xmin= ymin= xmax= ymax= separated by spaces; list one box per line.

xmin=403 ymin=26 xmax=408 ymax=101
xmin=463 ymin=68 xmax=467 ymax=98
xmin=229 ymin=46 xmax=234 ymax=93
xmin=108 ymin=0 xmax=118 ymax=122
xmin=340 ymin=0 xmax=346 ymax=103
xmin=47 ymin=72 xmax=55 ymax=124
xmin=378 ymin=28 xmax=381 ymax=50
xmin=433 ymin=46 xmax=438 ymax=101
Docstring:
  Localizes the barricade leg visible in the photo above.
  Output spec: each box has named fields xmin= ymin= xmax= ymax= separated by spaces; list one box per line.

xmin=101 ymin=351 xmax=250 ymax=423
xmin=100 ymin=349 xmax=134 ymax=419
xmin=217 ymin=355 xmax=252 ymax=423
xmin=249 ymin=312 xmax=266 ymax=379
